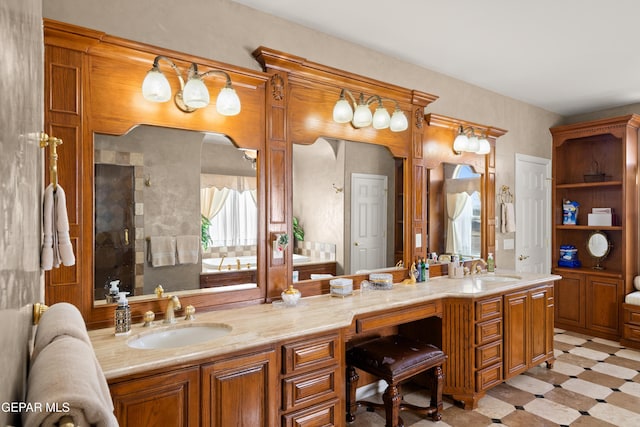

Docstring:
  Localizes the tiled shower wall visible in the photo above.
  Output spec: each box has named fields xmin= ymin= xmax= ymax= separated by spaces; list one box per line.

xmin=0 ymin=0 xmax=43 ymax=425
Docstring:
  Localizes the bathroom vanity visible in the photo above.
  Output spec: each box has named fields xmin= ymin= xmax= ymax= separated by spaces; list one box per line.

xmin=90 ymin=272 xmax=559 ymax=426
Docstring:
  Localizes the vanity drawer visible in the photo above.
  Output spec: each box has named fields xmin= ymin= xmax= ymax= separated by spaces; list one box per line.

xmin=282 ymin=334 xmax=340 ymax=375
xmin=475 ymin=296 xmax=502 ymax=322
xmin=356 ymin=301 xmax=442 ymax=333
xmin=281 ymin=398 xmax=340 ymax=427
xmin=475 ymin=340 xmax=502 ymax=370
xmin=624 ymin=304 xmax=640 ymax=325
xmin=624 ymin=323 xmax=640 ymax=343
xmin=281 ymin=367 xmax=337 ymax=411
xmin=475 ymin=363 xmax=503 ymax=392
xmin=475 ymin=318 xmax=502 ymax=346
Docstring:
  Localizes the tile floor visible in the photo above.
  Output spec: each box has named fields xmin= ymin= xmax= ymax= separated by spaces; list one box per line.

xmin=349 ymin=329 xmax=640 ymax=426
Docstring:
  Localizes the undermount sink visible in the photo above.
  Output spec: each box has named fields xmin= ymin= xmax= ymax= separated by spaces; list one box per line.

xmin=127 ymin=323 xmax=232 ymax=350
xmin=474 ymin=275 xmax=521 ymax=283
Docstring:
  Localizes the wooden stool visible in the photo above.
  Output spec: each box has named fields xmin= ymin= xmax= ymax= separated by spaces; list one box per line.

xmin=346 ymin=335 xmax=446 ymax=427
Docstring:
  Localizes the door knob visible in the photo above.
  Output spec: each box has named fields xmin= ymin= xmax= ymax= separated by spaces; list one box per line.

xmin=354 ymin=242 xmax=360 ymax=246
xmin=518 ymin=254 xmax=529 ymax=261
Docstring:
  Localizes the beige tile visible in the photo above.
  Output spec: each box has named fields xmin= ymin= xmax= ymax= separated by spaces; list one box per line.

xmin=615 ymin=348 xmax=640 ymax=362
xmin=619 ymin=381 xmax=640 ymax=398
xmin=507 ymin=373 xmax=555 ymax=395
xmin=569 ymin=346 xmax=610 ymax=361
xmin=589 ymin=401 xmax=640 ymax=427
xmin=526 ymin=364 xmax=572 ymax=384
xmin=486 ymin=383 xmax=536 ymax=407
xmin=591 ymin=337 xmax=623 ymax=348
xmin=524 ymin=398 xmax=582 ymax=425
xmin=556 ymin=352 xmax=598 ymax=369
xmin=474 ymin=394 xmax=515 ymax=420
xmin=555 ymin=333 xmax=588 ymax=346
xmin=550 ymin=360 xmax=585 ymax=377
xmin=590 ymin=361 xmax=638 ymax=380
xmin=561 ymin=378 xmax=613 ymax=400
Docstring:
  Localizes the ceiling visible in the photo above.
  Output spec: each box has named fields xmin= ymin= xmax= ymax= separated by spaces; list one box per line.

xmin=232 ymin=0 xmax=640 ymax=116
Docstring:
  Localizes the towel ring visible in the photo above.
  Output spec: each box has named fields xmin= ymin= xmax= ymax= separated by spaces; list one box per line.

xmin=499 ymin=185 xmax=513 ymax=204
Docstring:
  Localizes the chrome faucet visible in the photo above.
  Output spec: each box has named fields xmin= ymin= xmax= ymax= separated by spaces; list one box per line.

xmin=217 ymin=255 xmax=226 ymax=271
xmin=471 ymin=258 xmax=487 ymax=275
xmin=163 ymin=295 xmax=182 ymax=324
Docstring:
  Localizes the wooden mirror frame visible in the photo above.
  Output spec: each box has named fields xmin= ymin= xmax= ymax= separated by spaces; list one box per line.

xmin=252 ymin=46 xmax=439 ymax=298
xmin=44 ymin=19 xmax=269 ymax=328
xmin=423 ymin=114 xmax=507 ymax=264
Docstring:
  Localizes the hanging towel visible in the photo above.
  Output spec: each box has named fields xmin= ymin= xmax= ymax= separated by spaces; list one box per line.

xmin=31 ymin=302 xmax=92 ymax=363
xmin=176 ymin=235 xmax=200 ymax=264
xmin=41 ymin=184 xmax=76 ymax=270
xmin=149 ymin=236 xmax=176 ymax=267
xmin=501 ymin=202 xmax=516 ymax=233
xmin=24 ymin=336 xmax=118 ymax=427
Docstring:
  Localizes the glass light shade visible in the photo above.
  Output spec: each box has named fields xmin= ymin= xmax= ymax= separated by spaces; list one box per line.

xmin=352 ymin=104 xmax=373 ymax=128
xmin=142 ymin=68 xmax=171 ymax=102
xmin=389 ymin=109 xmax=408 ymax=132
xmin=372 ymin=106 xmax=391 ymax=129
xmin=216 ymin=86 xmax=241 ymax=116
xmin=467 ymin=135 xmax=480 ymax=153
xmin=477 ymin=137 xmax=491 ymax=155
xmin=453 ymin=133 xmax=469 ymax=153
xmin=182 ymin=76 xmax=210 ymax=108
xmin=332 ymin=99 xmax=353 ymax=123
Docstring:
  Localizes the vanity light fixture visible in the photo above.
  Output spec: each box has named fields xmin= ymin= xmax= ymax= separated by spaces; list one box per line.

xmin=453 ymin=126 xmax=491 ymax=155
xmin=332 ymin=89 xmax=408 ymax=132
xmin=142 ymin=55 xmax=241 ymax=116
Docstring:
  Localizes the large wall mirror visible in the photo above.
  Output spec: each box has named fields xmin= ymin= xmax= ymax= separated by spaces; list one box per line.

xmin=292 ymin=138 xmax=399 ymax=280
xmin=93 ymin=126 xmax=259 ymax=304
xmin=443 ymin=163 xmax=482 ymax=258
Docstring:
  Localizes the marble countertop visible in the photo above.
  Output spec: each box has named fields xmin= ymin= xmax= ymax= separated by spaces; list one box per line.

xmin=89 ymin=271 xmax=560 ymax=380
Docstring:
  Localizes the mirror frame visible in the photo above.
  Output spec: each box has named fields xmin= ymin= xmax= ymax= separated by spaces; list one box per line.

xmin=44 ymin=20 xmax=269 ymax=328
xmin=587 ymin=231 xmax=611 ymax=269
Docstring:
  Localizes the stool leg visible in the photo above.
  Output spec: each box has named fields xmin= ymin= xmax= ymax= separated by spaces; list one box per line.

xmin=382 ymin=382 xmax=403 ymax=427
xmin=346 ymin=365 xmax=359 ymax=422
xmin=429 ymin=365 xmax=444 ymax=421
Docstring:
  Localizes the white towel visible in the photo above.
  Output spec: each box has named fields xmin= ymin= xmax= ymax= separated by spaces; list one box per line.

xmin=149 ymin=236 xmax=176 ymax=267
xmin=24 ymin=336 xmax=118 ymax=427
xmin=31 ymin=302 xmax=92 ymax=363
xmin=41 ymin=184 xmax=75 ymax=270
xmin=176 ymin=235 xmax=200 ymax=264
xmin=501 ymin=202 xmax=516 ymax=233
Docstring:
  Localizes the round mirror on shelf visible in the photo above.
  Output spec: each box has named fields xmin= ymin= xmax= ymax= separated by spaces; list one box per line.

xmin=586 ymin=231 xmax=611 ymax=270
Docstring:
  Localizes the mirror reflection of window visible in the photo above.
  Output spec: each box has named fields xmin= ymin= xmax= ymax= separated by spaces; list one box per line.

xmin=444 ymin=164 xmax=481 ymax=258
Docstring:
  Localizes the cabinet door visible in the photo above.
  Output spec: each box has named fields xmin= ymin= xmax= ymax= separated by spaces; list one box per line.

xmin=587 ymin=276 xmax=622 ymax=336
xmin=504 ymin=291 xmax=528 ymax=379
xmin=530 ymin=286 xmax=552 ymax=365
xmin=201 ymin=349 xmax=278 ymax=427
xmin=110 ymin=367 xmax=199 ymax=427
xmin=554 ymin=272 xmax=585 ymax=328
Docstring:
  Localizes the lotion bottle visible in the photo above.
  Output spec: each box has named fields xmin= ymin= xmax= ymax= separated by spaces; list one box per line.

xmin=115 ymin=292 xmax=131 ymax=336
xmin=487 ymin=253 xmax=495 ymax=272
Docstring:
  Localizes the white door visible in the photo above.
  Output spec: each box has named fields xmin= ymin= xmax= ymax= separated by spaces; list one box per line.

xmin=515 ymin=154 xmax=551 ymax=273
xmin=351 ymin=173 xmax=387 ymax=273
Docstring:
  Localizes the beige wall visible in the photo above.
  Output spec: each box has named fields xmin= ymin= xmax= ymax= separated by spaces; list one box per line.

xmin=0 ymin=0 xmax=43 ymax=424
xmin=43 ymin=0 xmax=564 ymax=268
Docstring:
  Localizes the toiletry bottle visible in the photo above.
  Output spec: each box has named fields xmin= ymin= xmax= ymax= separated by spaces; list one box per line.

xmin=487 ymin=253 xmax=495 ymax=272
xmin=108 ymin=279 xmax=120 ymax=303
xmin=416 ymin=258 xmax=423 ymax=282
xmin=424 ymin=259 xmax=429 ymax=281
xmin=115 ymin=292 xmax=131 ymax=336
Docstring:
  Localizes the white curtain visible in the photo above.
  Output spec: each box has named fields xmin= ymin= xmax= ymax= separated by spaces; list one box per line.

xmin=200 ymin=187 xmax=230 ymax=220
xmin=445 ymin=192 xmax=472 ymax=255
xmin=207 ymin=189 xmax=258 ymax=246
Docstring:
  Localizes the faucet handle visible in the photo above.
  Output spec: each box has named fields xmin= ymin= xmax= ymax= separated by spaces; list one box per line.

xmin=154 ymin=285 xmax=164 ymax=298
xmin=184 ymin=305 xmax=196 ymax=321
xmin=143 ymin=311 xmax=155 ymax=327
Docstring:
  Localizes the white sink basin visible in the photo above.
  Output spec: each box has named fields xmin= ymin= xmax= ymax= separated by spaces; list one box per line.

xmin=127 ymin=323 xmax=232 ymax=350
xmin=474 ymin=275 xmax=521 ymax=284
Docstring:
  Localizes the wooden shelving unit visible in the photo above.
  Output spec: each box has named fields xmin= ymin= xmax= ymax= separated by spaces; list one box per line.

xmin=550 ymin=115 xmax=640 ymax=340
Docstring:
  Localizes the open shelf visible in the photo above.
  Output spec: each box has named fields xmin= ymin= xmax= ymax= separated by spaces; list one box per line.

xmin=556 ymin=181 xmax=622 ymax=189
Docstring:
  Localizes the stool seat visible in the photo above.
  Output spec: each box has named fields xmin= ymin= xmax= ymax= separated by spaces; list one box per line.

xmin=346 ymin=335 xmax=446 ymax=427
xmin=347 ymin=335 xmax=446 ymax=382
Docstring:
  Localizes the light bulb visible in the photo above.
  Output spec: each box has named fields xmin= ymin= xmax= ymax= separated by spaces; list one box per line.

xmin=453 ymin=133 xmax=468 ymax=153
xmin=216 ymin=86 xmax=241 ymax=116
xmin=372 ymin=106 xmax=391 ymax=129
xmin=389 ymin=109 xmax=408 ymax=132
xmin=332 ymin=98 xmax=353 ymax=123
xmin=352 ymin=104 xmax=372 ymax=128
xmin=467 ymin=135 xmax=480 ymax=152
xmin=142 ymin=68 xmax=171 ymax=102
xmin=477 ymin=137 xmax=491 ymax=155
xmin=183 ymin=76 xmax=209 ymax=108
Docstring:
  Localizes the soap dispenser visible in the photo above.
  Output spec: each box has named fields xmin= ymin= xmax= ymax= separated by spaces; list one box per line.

xmin=106 ymin=279 xmax=120 ymax=303
xmin=115 ymin=292 xmax=131 ymax=336
xmin=487 ymin=253 xmax=495 ymax=272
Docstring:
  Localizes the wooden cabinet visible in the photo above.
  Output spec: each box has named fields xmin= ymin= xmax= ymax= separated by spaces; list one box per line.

xmin=504 ymin=285 xmax=554 ymax=379
xmin=551 ymin=115 xmax=640 ymax=341
xmin=110 ymin=367 xmax=200 ymax=427
xmin=280 ymin=333 xmax=343 ymax=426
xmin=474 ymin=296 xmax=503 ymax=392
xmin=202 ymin=349 xmax=278 ymax=427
